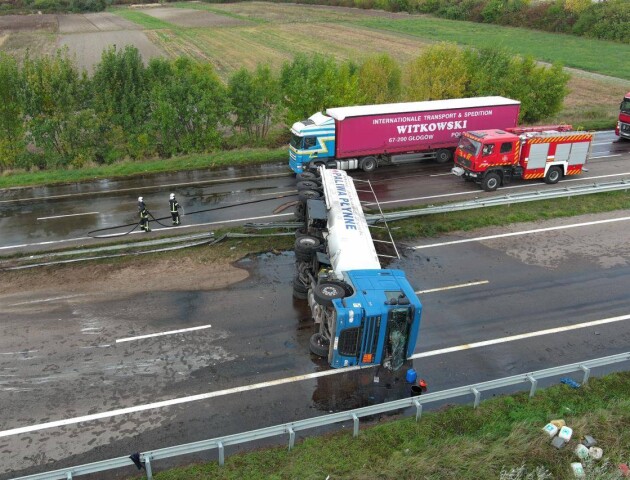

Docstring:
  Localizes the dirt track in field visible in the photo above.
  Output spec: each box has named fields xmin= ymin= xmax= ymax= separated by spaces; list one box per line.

xmin=137 ymin=6 xmax=247 ymax=27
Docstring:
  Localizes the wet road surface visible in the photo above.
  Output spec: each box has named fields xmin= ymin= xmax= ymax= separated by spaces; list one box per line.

xmin=1 ymin=210 xmax=629 ymax=478
xmin=1 ymin=131 xmax=629 ymax=256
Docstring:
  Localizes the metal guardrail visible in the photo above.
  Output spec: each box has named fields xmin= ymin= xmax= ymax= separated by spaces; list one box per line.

xmin=10 ymin=351 xmax=630 ymax=480
xmin=366 ymin=179 xmax=630 ymax=224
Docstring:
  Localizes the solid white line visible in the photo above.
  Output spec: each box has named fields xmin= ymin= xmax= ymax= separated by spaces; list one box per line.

xmin=368 ymin=171 xmax=630 ymax=206
xmin=416 ymin=280 xmax=489 ymax=294
xmin=590 ymin=154 xmax=621 ymax=159
xmin=2 ymin=311 xmax=629 ymax=438
xmin=116 ymin=325 xmax=213 ymax=343
xmin=260 ymin=190 xmax=297 ymax=196
xmin=413 ymin=215 xmax=630 ymax=249
xmin=429 ymin=173 xmax=452 ymax=177
xmin=410 ymin=313 xmax=630 ymax=359
xmin=37 ymin=212 xmax=99 ymax=221
xmin=8 ymin=294 xmax=86 ymax=306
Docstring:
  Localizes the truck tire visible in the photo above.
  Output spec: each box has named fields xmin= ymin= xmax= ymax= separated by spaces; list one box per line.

xmin=295 ymin=235 xmax=321 ymax=261
xmin=296 ymin=180 xmax=321 ymax=191
xmin=435 ymin=149 xmax=452 ymax=164
xmin=309 ymin=333 xmax=329 ymax=357
xmin=544 ymin=166 xmax=562 ymax=184
xmin=313 ymin=283 xmax=345 ymax=307
xmin=481 ymin=172 xmax=500 ymax=192
xmin=298 ymin=189 xmax=321 ymax=202
xmin=309 ymin=160 xmax=325 ymax=171
xmin=360 ymin=156 xmax=377 ymax=172
xmin=297 ymin=172 xmax=318 ymax=181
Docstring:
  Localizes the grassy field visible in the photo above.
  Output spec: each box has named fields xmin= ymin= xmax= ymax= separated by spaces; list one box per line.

xmin=130 ymin=371 xmax=629 ymax=479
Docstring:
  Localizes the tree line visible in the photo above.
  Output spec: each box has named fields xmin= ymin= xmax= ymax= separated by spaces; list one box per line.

xmin=1 ymin=0 xmax=626 ymax=44
xmin=0 ymin=44 xmax=569 ymax=172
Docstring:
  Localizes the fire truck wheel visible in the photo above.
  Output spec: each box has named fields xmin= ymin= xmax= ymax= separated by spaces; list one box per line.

xmin=296 ymin=180 xmax=322 ymax=191
xmin=298 ymin=189 xmax=322 ymax=202
xmin=309 ymin=333 xmax=330 ymax=357
xmin=481 ymin=172 xmax=500 ymax=192
xmin=435 ymin=149 xmax=452 ymax=164
xmin=360 ymin=156 xmax=377 ymax=172
xmin=313 ymin=283 xmax=345 ymax=307
xmin=544 ymin=166 xmax=562 ymax=184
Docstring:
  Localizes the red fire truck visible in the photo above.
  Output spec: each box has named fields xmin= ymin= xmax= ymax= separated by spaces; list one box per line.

xmin=451 ymin=126 xmax=593 ymax=192
xmin=616 ymin=92 xmax=630 ymax=140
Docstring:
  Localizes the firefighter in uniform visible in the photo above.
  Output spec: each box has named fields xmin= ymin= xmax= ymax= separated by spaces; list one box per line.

xmin=169 ymin=193 xmax=181 ymax=225
xmin=138 ymin=196 xmax=151 ymax=232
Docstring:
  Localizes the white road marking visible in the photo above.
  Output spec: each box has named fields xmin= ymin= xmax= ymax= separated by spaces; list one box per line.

xmin=260 ymin=190 xmax=297 ymax=196
xmin=590 ymin=154 xmax=621 ymax=159
xmin=116 ymin=324 xmax=213 ymax=343
xmin=592 ymin=142 xmax=611 ymax=146
xmin=8 ymin=294 xmax=86 ymax=306
xmin=413 ymin=215 xmax=630 ymax=249
xmin=37 ymin=212 xmax=99 ymax=221
xmin=429 ymin=173 xmax=452 ymax=177
xmin=416 ymin=280 xmax=489 ymax=294
xmin=368 ymin=171 xmax=630 ymax=206
xmin=2 ymin=311 xmax=629 ymax=438
xmin=411 ymin=313 xmax=630 ymax=359
xmin=0 ymin=350 xmax=38 ymax=356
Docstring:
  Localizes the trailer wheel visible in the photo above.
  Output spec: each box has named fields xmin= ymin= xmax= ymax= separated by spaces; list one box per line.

xmin=436 ymin=149 xmax=452 ymax=164
xmin=309 ymin=333 xmax=329 ymax=357
xmin=296 ymin=180 xmax=321 ymax=191
xmin=295 ymin=226 xmax=308 ymax=238
xmin=481 ymin=172 xmax=500 ymax=192
xmin=298 ymin=189 xmax=321 ymax=202
xmin=313 ymin=283 xmax=345 ymax=307
xmin=297 ymin=172 xmax=318 ymax=181
xmin=544 ymin=166 xmax=562 ymax=184
xmin=360 ymin=156 xmax=377 ymax=172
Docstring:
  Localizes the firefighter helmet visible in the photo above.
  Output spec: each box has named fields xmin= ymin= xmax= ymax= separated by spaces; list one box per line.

xmin=138 ymin=196 xmax=143 ymax=202
xmin=170 ymin=193 xmax=175 ymax=199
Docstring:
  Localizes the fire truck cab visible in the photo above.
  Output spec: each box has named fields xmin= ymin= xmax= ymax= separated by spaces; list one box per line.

xmin=452 ymin=126 xmax=593 ymax=192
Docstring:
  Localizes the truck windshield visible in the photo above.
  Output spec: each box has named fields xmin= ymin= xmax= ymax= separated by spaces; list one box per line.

xmin=621 ymin=98 xmax=630 ymax=114
xmin=458 ymin=136 xmax=481 ymax=156
xmin=290 ymin=133 xmax=303 ymax=149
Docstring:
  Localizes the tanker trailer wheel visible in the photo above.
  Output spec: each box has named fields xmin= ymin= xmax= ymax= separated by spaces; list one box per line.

xmin=360 ymin=156 xmax=377 ymax=173
xmin=435 ymin=149 xmax=452 ymax=164
xmin=295 ymin=235 xmax=321 ymax=262
xmin=296 ymin=180 xmax=322 ymax=191
xmin=293 ymin=275 xmax=309 ymax=300
xmin=309 ymin=333 xmax=329 ymax=357
xmin=481 ymin=172 xmax=500 ymax=192
xmin=298 ymin=189 xmax=321 ymax=202
xmin=544 ymin=166 xmax=562 ymax=184
xmin=297 ymin=171 xmax=318 ymax=181
xmin=313 ymin=283 xmax=345 ymax=307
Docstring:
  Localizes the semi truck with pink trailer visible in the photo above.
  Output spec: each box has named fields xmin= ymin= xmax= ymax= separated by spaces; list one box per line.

xmin=289 ymin=96 xmax=521 ymax=174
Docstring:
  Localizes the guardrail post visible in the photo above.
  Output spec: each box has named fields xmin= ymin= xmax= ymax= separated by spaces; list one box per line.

xmin=413 ymin=399 xmax=422 ymax=421
xmin=352 ymin=414 xmax=359 ymax=437
xmin=580 ymin=366 xmax=591 ymax=384
xmin=218 ymin=441 xmax=224 ymax=466
xmin=144 ymin=456 xmax=153 ymax=480
xmin=471 ymin=387 xmax=481 ymax=408
xmin=288 ymin=427 xmax=295 ymax=451
xmin=527 ymin=374 xmax=538 ymax=398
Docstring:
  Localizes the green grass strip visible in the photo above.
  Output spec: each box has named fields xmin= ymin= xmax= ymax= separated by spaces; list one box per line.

xmin=141 ymin=372 xmax=630 ymax=479
xmin=110 ymin=8 xmax=178 ymax=30
xmin=169 ymin=1 xmax=266 ymax=23
xmin=353 ymin=17 xmax=630 ymax=80
xmin=0 ymin=147 xmax=286 ymax=189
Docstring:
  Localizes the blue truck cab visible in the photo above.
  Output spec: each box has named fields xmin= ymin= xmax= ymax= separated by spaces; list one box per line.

xmin=289 ymin=112 xmax=335 ymax=174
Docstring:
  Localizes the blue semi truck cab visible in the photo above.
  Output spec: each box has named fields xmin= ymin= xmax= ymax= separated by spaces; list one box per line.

xmin=292 ymin=167 xmax=422 ymax=370
xmin=289 ymin=112 xmax=336 ymax=174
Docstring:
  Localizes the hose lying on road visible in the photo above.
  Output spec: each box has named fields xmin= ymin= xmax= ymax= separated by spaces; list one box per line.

xmin=87 ymin=193 xmax=297 ymax=238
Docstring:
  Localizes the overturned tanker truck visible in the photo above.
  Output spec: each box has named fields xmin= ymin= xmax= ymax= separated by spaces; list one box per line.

xmin=292 ymin=167 xmax=422 ymax=370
